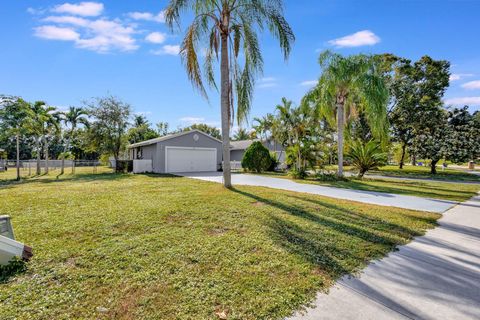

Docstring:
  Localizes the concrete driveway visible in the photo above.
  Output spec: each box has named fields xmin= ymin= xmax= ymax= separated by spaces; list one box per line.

xmin=179 ymin=172 xmax=456 ymax=213
xmin=289 ymin=193 xmax=480 ymax=320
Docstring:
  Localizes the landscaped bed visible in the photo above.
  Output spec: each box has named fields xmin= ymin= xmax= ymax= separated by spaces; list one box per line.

xmin=0 ymin=171 xmax=439 ymax=319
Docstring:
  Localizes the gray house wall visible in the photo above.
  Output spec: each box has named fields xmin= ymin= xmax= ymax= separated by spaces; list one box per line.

xmin=230 ymin=150 xmax=244 ymax=162
xmin=231 ymin=140 xmax=285 ymax=163
xmin=131 ymin=131 xmax=222 ymax=173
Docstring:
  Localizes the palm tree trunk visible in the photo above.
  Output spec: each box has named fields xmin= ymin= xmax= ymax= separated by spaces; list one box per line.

xmin=336 ymin=103 xmax=345 ymax=177
xmin=399 ymin=142 xmax=406 ymax=169
xmin=220 ymin=34 xmax=231 ymax=188
xmin=36 ymin=139 xmax=41 ymax=175
xmin=16 ymin=133 xmax=20 ymax=181
xmin=61 ymin=143 xmax=66 ymax=175
xmin=44 ymin=138 xmax=49 ymax=174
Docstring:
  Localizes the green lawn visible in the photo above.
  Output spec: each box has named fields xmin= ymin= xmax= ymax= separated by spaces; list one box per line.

xmin=254 ymin=172 xmax=480 ymax=202
xmin=0 ymin=171 xmax=439 ymax=319
xmin=323 ymin=164 xmax=480 ymax=182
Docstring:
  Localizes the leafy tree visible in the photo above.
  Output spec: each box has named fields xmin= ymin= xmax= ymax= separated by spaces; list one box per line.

xmin=181 ymin=123 xmax=221 ymax=140
xmin=232 ymin=128 xmax=250 ymax=141
xmin=26 ymin=101 xmax=59 ymax=175
xmin=304 ymin=51 xmax=389 ymax=177
xmin=127 ymin=115 xmax=159 ymax=144
xmin=386 ymin=55 xmax=450 ymax=168
xmin=347 ymin=139 xmax=387 ymax=178
xmin=0 ymin=96 xmax=32 ymax=180
xmin=241 ymin=141 xmax=271 ymax=173
xmin=444 ymin=106 xmax=480 ymax=164
xmin=87 ymin=96 xmax=131 ymax=163
xmin=156 ymin=122 xmax=170 ymax=137
xmin=253 ymin=114 xmax=275 ymax=141
xmin=60 ymin=106 xmax=89 ymax=174
xmin=165 ymin=0 xmax=294 ymax=188
xmin=410 ymin=107 xmax=448 ymax=174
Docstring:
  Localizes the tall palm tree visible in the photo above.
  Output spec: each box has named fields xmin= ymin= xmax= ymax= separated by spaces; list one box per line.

xmin=232 ymin=128 xmax=250 ymax=141
xmin=27 ymin=102 xmax=59 ymax=175
xmin=165 ymin=0 xmax=294 ymax=188
xmin=0 ymin=96 xmax=32 ymax=181
xmin=304 ymin=51 xmax=389 ymax=176
xmin=60 ymin=107 xmax=89 ymax=174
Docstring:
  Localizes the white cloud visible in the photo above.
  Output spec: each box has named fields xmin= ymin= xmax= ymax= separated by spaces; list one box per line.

xmin=257 ymin=77 xmax=277 ymax=88
xmin=328 ymin=30 xmax=380 ymax=48
xmin=128 ymin=11 xmax=165 ymax=23
xmin=53 ymin=2 xmax=104 ymax=17
xmin=34 ymin=25 xmax=80 ymax=41
xmin=461 ymin=80 xmax=480 ymax=90
xmin=300 ymin=80 xmax=318 ymax=87
xmin=34 ymin=16 xmax=139 ymax=53
xmin=444 ymin=97 xmax=480 ymax=106
xmin=43 ymin=15 xmax=90 ymax=27
xmin=145 ymin=32 xmax=166 ymax=44
xmin=151 ymin=44 xmax=181 ymax=55
xmin=450 ymin=73 xmax=474 ymax=81
xmin=179 ymin=117 xmax=205 ymax=125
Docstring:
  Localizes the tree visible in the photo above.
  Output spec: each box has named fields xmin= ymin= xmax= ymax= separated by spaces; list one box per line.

xmin=444 ymin=106 xmax=480 ymax=164
xmin=156 ymin=122 xmax=170 ymax=137
xmin=241 ymin=141 xmax=271 ymax=172
xmin=87 ymin=96 xmax=131 ymax=163
xmin=232 ymin=128 xmax=250 ymax=141
xmin=27 ymin=101 xmax=59 ymax=175
xmin=60 ymin=106 xmax=89 ymax=174
xmin=387 ymin=56 xmax=450 ymax=169
xmin=181 ymin=123 xmax=222 ymax=140
xmin=0 ymin=96 xmax=32 ymax=180
xmin=347 ymin=139 xmax=387 ymax=178
xmin=165 ymin=0 xmax=294 ymax=187
xmin=304 ymin=51 xmax=389 ymax=177
xmin=127 ymin=115 xmax=159 ymax=144
xmin=410 ymin=107 xmax=448 ymax=174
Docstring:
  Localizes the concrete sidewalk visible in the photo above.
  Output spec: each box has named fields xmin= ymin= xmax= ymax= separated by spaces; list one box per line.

xmin=289 ymin=194 xmax=480 ymax=320
xmin=179 ymin=172 xmax=456 ymax=213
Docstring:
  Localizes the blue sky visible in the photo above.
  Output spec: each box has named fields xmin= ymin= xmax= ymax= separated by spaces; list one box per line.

xmin=1 ymin=0 xmax=480 ymax=131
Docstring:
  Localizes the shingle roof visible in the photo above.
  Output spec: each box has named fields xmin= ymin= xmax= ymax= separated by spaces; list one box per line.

xmin=128 ymin=129 xmax=222 ymax=148
xmin=229 ymin=140 xmax=259 ymax=150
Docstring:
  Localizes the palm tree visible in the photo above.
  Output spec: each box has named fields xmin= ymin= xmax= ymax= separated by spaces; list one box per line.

xmin=165 ymin=0 xmax=294 ymax=188
xmin=27 ymin=102 xmax=59 ymax=175
xmin=232 ymin=128 xmax=250 ymax=141
xmin=0 ymin=96 xmax=32 ymax=181
xmin=304 ymin=51 xmax=389 ymax=176
xmin=60 ymin=107 xmax=89 ymax=174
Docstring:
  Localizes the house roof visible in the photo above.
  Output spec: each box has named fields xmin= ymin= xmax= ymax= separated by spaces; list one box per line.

xmin=229 ymin=139 xmax=259 ymax=150
xmin=128 ymin=129 xmax=222 ymax=148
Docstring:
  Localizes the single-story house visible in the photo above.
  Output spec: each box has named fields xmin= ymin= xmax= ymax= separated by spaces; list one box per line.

xmin=128 ymin=130 xmax=222 ymax=173
xmin=230 ymin=139 xmax=286 ymax=164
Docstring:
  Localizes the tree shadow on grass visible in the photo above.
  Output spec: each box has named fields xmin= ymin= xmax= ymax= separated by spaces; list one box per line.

xmin=230 ymin=188 xmax=431 ymax=280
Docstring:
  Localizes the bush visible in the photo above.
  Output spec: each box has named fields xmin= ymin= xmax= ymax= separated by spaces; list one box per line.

xmin=0 ymin=257 xmax=27 ymax=284
xmin=241 ymin=141 xmax=272 ymax=173
xmin=288 ymin=167 xmax=308 ymax=179
xmin=347 ymin=139 xmax=387 ymax=178
xmin=267 ymin=152 xmax=279 ymax=171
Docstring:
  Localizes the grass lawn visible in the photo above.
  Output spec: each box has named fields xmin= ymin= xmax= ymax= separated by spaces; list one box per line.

xmin=0 ymin=171 xmax=439 ymax=319
xmin=253 ymin=172 xmax=480 ymax=203
xmin=323 ymin=164 xmax=480 ymax=182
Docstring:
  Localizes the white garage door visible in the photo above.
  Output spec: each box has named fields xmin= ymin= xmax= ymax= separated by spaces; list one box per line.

xmin=165 ymin=147 xmax=217 ymax=173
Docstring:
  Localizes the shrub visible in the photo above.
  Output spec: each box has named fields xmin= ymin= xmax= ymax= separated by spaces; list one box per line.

xmin=241 ymin=141 xmax=272 ymax=173
xmin=347 ymin=139 xmax=387 ymax=178
xmin=288 ymin=167 xmax=308 ymax=179
xmin=267 ymin=152 xmax=279 ymax=171
xmin=0 ymin=257 xmax=27 ymax=284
